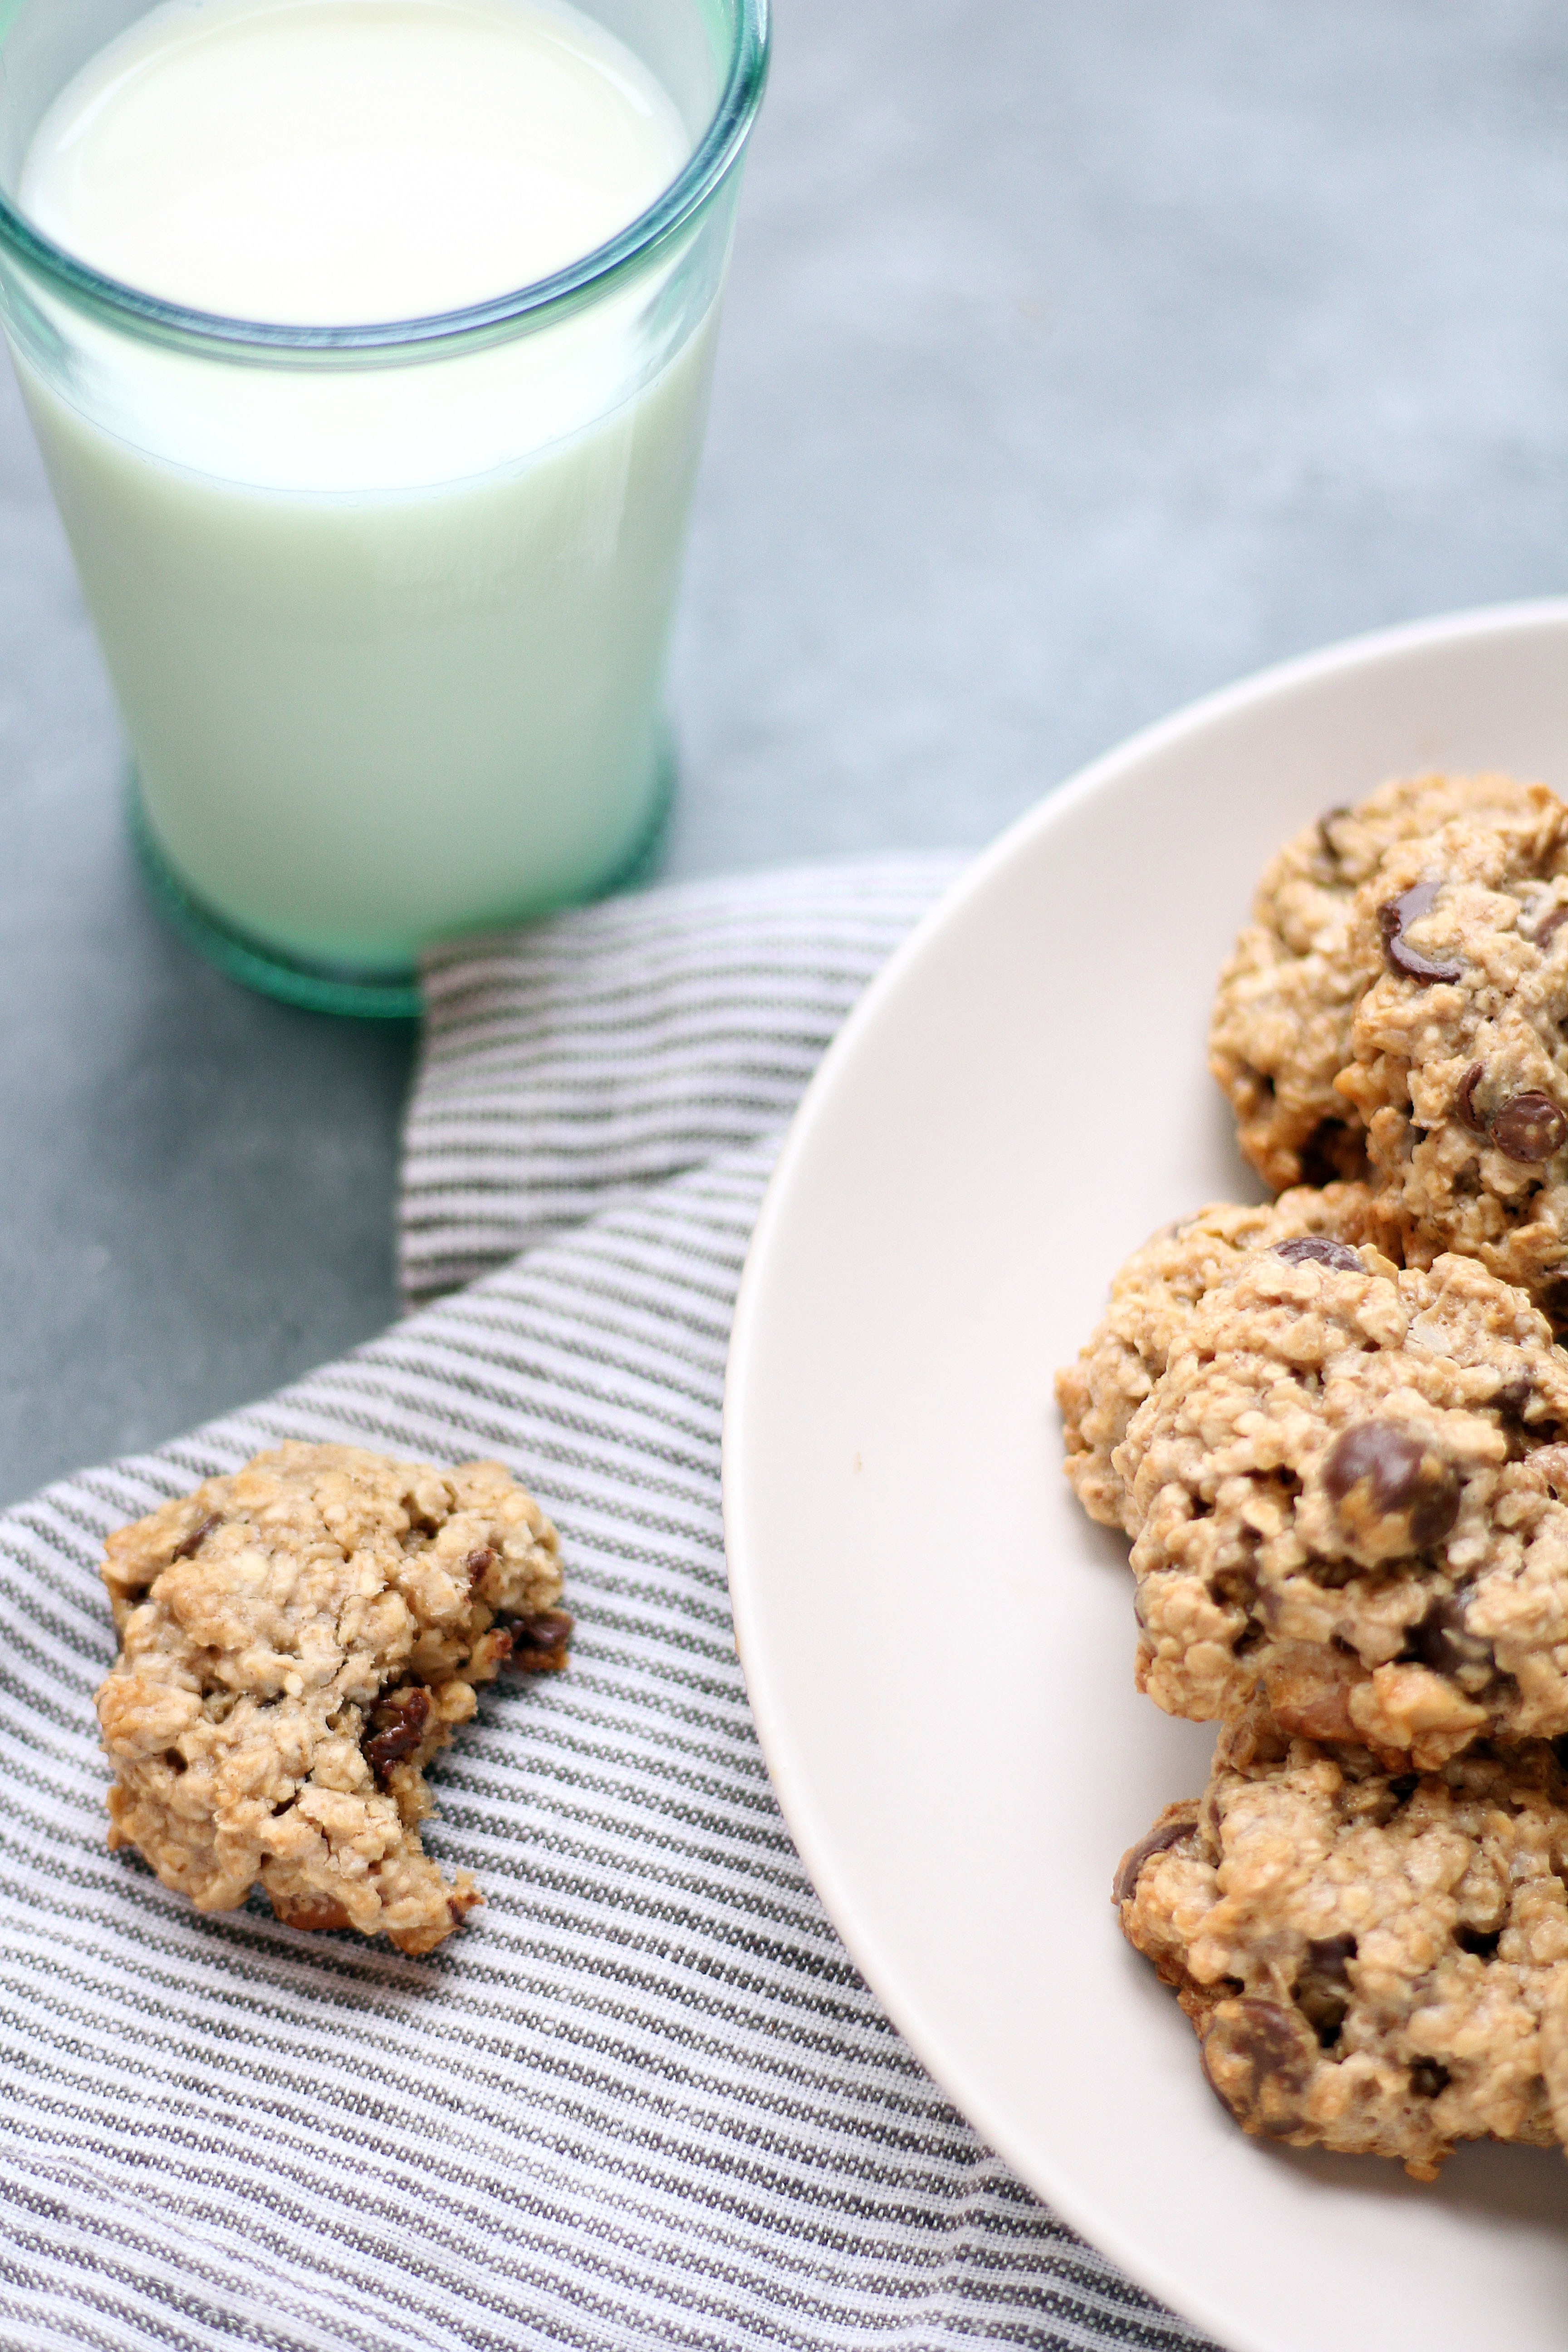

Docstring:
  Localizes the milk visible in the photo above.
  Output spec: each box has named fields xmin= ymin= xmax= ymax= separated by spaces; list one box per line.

xmin=20 ymin=0 xmax=691 ymax=326
xmin=7 ymin=0 xmax=727 ymax=970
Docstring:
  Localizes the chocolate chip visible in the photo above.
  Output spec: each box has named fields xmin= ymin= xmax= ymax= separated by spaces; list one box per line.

xmin=1404 ymin=1592 xmax=1494 ymax=1679
xmin=162 ymin=1749 xmax=187 ymax=1775
xmin=1455 ymin=1924 xmax=1502 ymax=1958
xmin=1534 ymin=902 xmax=1568 ymax=950
xmin=1112 ymin=1813 xmax=1197 ymax=1906
xmin=1377 ymin=880 xmax=1462 ymax=985
xmin=1323 ymin=1421 xmax=1460 ymax=1548
xmin=1453 ymin=1069 xmax=1564 ymax=1162
xmin=1409 ymin=2058 xmax=1450 ymax=2099
xmin=1538 ymin=1274 xmax=1568 ymax=1335
xmin=1294 ymin=1932 xmax=1357 ymax=2047
xmin=1200 ymin=1998 xmax=1315 ymax=2138
xmin=465 ymin=1547 xmax=495 ymax=1588
xmin=1494 ymin=1372 xmax=1536 ymax=1420
xmin=504 ymin=1608 xmax=573 ymax=1671
xmin=1488 ymin=1091 xmax=1567 ymax=1165
xmin=1456 ymin=1062 xmax=1487 ymax=1135
xmin=172 ymin=1513 xmax=221 ymax=1561
xmin=1271 ymin=1236 xmax=1362 ymax=1273
xmin=363 ymin=1685 xmax=432 ymax=1779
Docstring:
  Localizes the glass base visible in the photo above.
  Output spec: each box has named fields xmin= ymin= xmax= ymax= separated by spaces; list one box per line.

xmin=131 ymin=788 xmax=423 ymax=1019
xmin=128 ymin=744 xmax=676 ymax=1020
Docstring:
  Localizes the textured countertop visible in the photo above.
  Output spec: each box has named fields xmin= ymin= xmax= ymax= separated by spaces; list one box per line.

xmin=4 ymin=0 xmax=1566 ymax=1504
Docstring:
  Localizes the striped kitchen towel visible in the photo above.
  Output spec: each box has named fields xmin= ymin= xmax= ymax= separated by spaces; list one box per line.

xmin=0 ymin=855 xmax=1212 ymax=2352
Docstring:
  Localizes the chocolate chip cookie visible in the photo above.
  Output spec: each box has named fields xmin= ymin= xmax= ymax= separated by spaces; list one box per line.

xmin=1210 ymin=770 xmax=1568 ymax=1328
xmin=96 ymin=1442 xmax=569 ymax=1955
xmin=1115 ymin=1241 xmax=1568 ymax=1764
xmin=1209 ymin=769 xmax=1556 ymax=1182
xmin=1055 ymin=1184 xmax=1396 ymax=1532
xmin=1116 ymin=1697 xmax=1568 ymax=2176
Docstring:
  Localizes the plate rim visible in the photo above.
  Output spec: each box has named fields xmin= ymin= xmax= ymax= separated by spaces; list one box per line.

xmin=721 ymin=592 xmax=1568 ymax=2345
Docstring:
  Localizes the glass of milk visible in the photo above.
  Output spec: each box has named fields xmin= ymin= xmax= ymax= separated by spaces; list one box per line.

xmin=0 ymin=0 xmax=769 ymax=1012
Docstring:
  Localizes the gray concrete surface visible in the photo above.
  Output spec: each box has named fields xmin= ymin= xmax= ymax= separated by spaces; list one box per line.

xmin=4 ymin=0 xmax=1568 ymax=1504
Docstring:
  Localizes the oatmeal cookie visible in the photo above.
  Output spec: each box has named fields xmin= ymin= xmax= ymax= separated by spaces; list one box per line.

xmin=96 ymin=1442 xmax=569 ymax=1955
xmin=1115 ymin=1698 xmax=1568 ymax=2176
xmin=1055 ymin=1184 xmax=1396 ymax=1531
xmin=1209 ymin=769 xmax=1558 ymax=1195
xmin=1117 ymin=1242 xmax=1568 ymax=1764
xmin=1212 ymin=770 xmax=1568 ymax=1329
xmin=1338 ymin=805 xmax=1568 ymax=1324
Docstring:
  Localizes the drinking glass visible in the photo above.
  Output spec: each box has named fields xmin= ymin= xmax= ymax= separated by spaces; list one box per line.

xmin=0 ymin=0 xmax=769 ymax=1013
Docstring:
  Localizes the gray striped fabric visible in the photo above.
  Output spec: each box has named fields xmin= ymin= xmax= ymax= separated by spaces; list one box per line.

xmin=403 ymin=858 xmax=970 ymax=1302
xmin=0 ymin=857 xmax=1213 ymax=2352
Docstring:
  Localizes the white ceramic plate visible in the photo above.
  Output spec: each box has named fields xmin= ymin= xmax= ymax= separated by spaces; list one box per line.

xmin=723 ymin=601 xmax=1568 ymax=2352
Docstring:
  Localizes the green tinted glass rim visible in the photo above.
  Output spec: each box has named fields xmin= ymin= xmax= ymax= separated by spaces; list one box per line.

xmin=0 ymin=0 xmax=769 ymax=360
